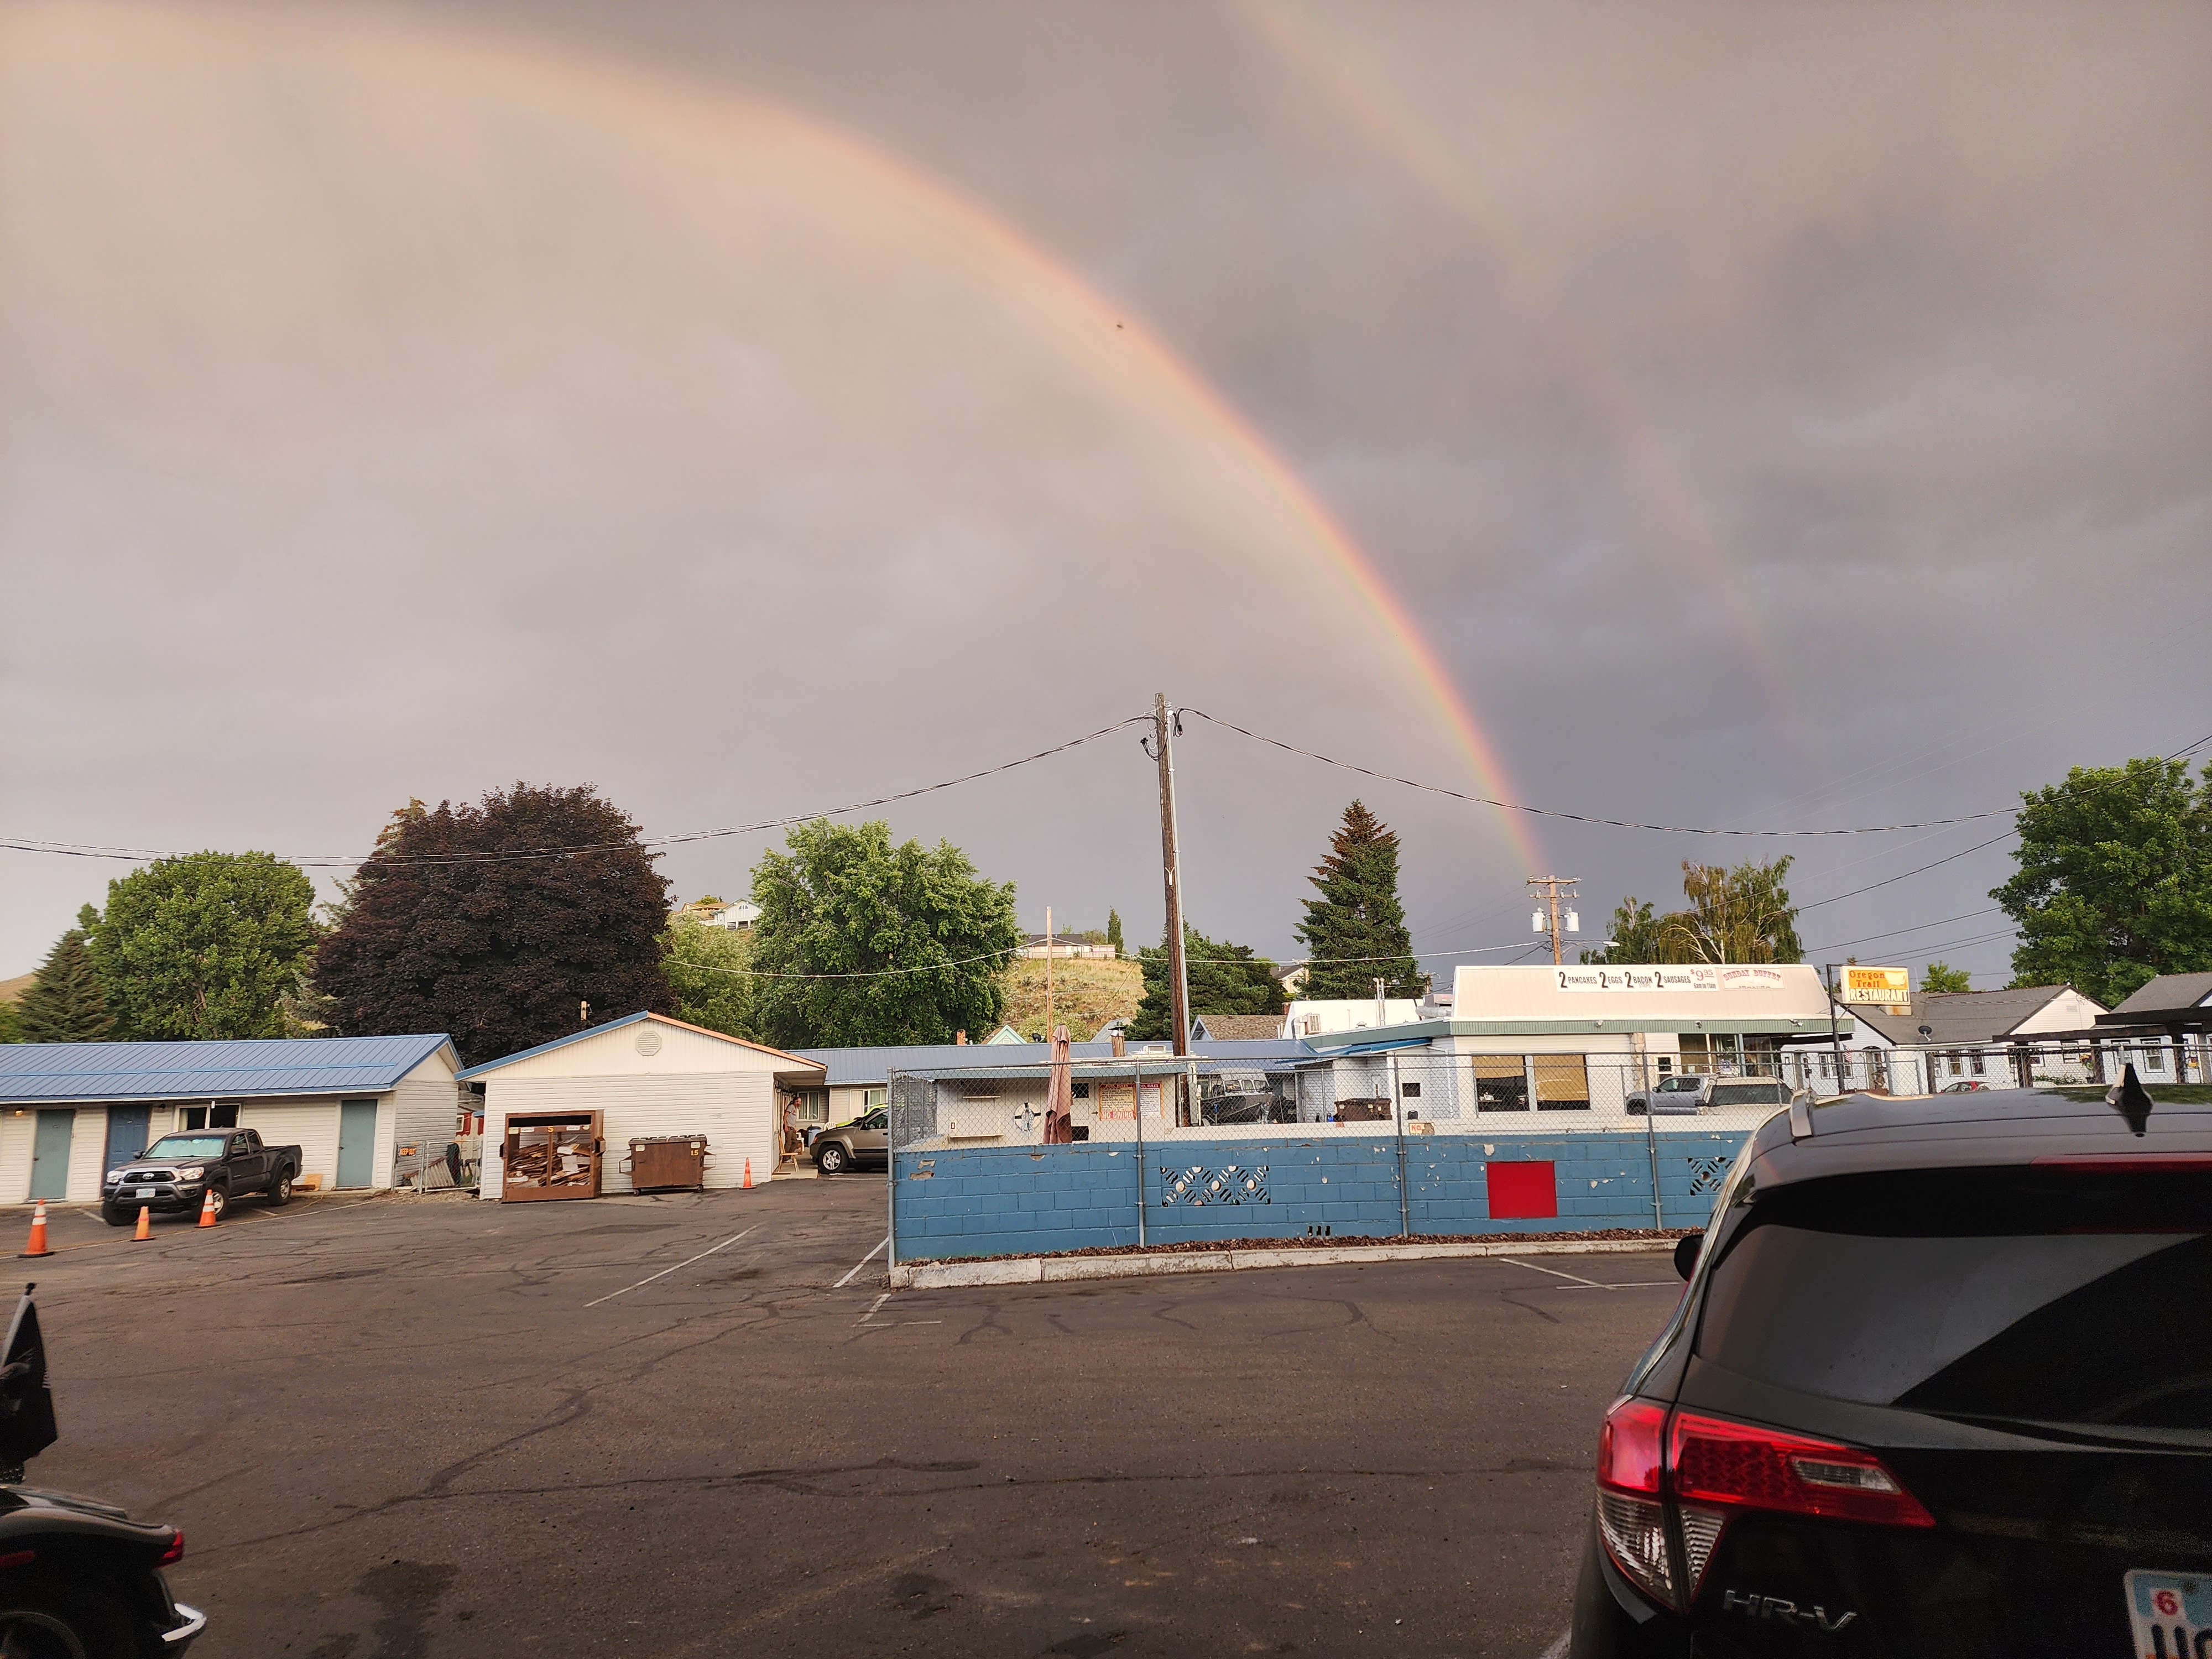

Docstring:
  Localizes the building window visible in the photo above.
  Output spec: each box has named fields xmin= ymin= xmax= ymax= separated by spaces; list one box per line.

xmin=863 ymin=1088 xmax=887 ymax=1109
xmin=1970 ymin=1052 xmax=1985 ymax=1076
xmin=1400 ymin=1081 xmax=1422 ymax=1099
xmin=1072 ymin=1082 xmax=1090 ymax=1100
xmin=180 ymin=1103 xmax=239 ymax=1131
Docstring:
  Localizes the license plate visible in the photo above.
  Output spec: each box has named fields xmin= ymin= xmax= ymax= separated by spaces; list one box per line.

xmin=2127 ymin=1571 xmax=2209 ymax=1658
xmin=137 ymin=1187 xmax=158 ymax=1198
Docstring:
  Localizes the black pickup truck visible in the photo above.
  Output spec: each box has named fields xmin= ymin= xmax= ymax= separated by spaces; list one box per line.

xmin=101 ymin=1128 xmax=302 ymax=1225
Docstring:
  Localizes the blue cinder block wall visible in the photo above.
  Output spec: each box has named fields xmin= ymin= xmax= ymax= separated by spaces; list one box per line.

xmin=890 ymin=1130 xmax=1749 ymax=1262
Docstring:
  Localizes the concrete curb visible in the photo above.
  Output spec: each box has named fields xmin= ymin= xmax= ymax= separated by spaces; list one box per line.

xmin=889 ymin=1236 xmax=1676 ymax=1291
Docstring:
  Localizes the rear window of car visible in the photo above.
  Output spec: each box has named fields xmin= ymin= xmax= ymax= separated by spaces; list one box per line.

xmin=1697 ymin=1166 xmax=2210 ymax=1431
xmin=1710 ymin=1082 xmax=1783 ymax=1106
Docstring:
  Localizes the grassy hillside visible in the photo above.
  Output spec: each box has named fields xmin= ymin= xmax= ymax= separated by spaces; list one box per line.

xmin=0 ymin=973 xmax=30 ymax=1006
xmin=998 ymin=957 xmax=1143 ymax=1041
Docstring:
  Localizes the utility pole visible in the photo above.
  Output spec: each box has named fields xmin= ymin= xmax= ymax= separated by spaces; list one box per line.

xmin=1824 ymin=964 xmax=1848 ymax=1096
xmin=1151 ymin=693 xmax=1192 ymax=1060
xmin=1044 ymin=905 xmax=1054 ymax=1042
xmin=1526 ymin=876 xmax=1582 ymax=966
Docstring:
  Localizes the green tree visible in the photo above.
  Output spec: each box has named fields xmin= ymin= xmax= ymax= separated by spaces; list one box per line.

xmin=1129 ymin=925 xmax=1286 ymax=1041
xmin=1293 ymin=801 xmax=1424 ymax=998
xmin=1584 ymin=897 xmax=1677 ymax=965
xmin=16 ymin=925 xmax=113 ymax=1042
xmin=1585 ymin=857 xmax=1801 ymax=964
xmin=745 ymin=820 xmax=1020 ymax=1048
xmin=1671 ymin=856 xmax=1802 ymax=964
xmin=1105 ymin=908 xmax=1125 ymax=956
xmin=661 ymin=917 xmax=760 ymax=1040
xmin=1919 ymin=961 xmax=1971 ymax=994
xmin=315 ymin=785 xmax=675 ymax=1066
xmin=1992 ymin=757 xmax=2212 ymax=1006
xmin=88 ymin=853 xmax=318 ymax=1040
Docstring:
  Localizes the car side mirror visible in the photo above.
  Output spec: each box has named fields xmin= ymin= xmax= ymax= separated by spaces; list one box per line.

xmin=0 ymin=1286 xmax=58 ymax=1474
xmin=1673 ymin=1235 xmax=1701 ymax=1281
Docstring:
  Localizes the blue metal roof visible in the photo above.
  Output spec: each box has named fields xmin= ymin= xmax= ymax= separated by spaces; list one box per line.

xmin=453 ymin=1012 xmax=823 ymax=1081
xmin=1318 ymin=1037 xmax=1434 ymax=1057
xmin=793 ymin=1037 xmax=1318 ymax=1086
xmin=0 ymin=1034 xmax=457 ymax=1105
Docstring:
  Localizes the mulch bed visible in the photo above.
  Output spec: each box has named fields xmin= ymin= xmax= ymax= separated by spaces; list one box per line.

xmin=920 ymin=1226 xmax=1698 ymax=1267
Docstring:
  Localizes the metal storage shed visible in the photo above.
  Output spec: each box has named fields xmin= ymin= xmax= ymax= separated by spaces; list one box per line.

xmin=0 ymin=1035 xmax=462 ymax=1203
xmin=455 ymin=1014 xmax=826 ymax=1198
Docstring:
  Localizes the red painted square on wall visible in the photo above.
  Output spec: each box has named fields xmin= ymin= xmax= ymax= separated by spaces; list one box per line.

xmin=1486 ymin=1160 xmax=1557 ymax=1219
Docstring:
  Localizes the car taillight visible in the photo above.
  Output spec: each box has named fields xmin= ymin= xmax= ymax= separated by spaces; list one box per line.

xmin=1594 ymin=1402 xmax=1933 ymax=1614
xmin=1595 ymin=1397 xmax=1675 ymax=1608
xmin=158 ymin=1529 xmax=184 ymax=1566
xmin=1670 ymin=1412 xmax=1935 ymax=1529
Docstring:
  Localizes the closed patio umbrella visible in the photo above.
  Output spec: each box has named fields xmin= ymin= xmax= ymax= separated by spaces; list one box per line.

xmin=1044 ymin=1024 xmax=1074 ymax=1143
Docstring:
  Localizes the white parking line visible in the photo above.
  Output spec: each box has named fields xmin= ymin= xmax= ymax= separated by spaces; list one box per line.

xmin=833 ymin=1235 xmax=890 ymax=1289
xmin=1499 ymin=1257 xmax=1609 ymax=1288
xmin=584 ymin=1224 xmax=760 ymax=1308
xmin=1536 ymin=1630 xmax=1571 ymax=1659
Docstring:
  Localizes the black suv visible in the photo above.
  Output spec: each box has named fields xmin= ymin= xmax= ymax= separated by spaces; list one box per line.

xmin=1572 ymin=1071 xmax=2209 ymax=1657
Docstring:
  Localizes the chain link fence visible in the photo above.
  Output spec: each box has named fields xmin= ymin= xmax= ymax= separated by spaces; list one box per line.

xmin=888 ymin=1051 xmax=1798 ymax=1152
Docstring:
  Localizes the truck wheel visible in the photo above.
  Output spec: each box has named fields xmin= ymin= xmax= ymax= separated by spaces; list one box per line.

xmin=0 ymin=1571 xmax=135 ymax=1658
xmin=205 ymin=1187 xmax=227 ymax=1220
xmin=100 ymin=1206 xmax=134 ymax=1228
xmin=265 ymin=1171 xmax=293 ymax=1207
xmin=815 ymin=1142 xmax=848 ymax=1176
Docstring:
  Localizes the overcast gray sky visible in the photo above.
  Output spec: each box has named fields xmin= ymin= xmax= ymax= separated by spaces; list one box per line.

xmin=3 ymin=0 xmax=2207 ymax=990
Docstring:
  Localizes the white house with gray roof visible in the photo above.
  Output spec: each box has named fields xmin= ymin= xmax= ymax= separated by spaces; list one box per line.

xmin=0 ymin=1035 xmax=461 ymax=1204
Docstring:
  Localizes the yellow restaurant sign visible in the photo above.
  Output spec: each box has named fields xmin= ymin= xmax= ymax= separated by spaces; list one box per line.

xmin=1838 ymin=965 xmax=1912 ymax=1006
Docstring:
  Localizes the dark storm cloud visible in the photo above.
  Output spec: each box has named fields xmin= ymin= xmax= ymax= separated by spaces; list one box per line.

xmin=2 ymin=0 xmax=2206 ymax=994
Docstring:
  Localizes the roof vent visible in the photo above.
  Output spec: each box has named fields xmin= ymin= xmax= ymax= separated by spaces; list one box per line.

xmin=635 ymin=1027 xmax=664 ymax=1058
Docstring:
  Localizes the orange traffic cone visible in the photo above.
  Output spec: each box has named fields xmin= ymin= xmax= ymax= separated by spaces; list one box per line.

xmin=133 ymin=1206 xmax=152 ymax=1242
xmin=742 ymin=1158 xmax=754 ymax=1190
xmin=18 ymin=1201 xmax=52 ymax=1259
xmin=196 ymin=1189 xmax=218 ymax=1228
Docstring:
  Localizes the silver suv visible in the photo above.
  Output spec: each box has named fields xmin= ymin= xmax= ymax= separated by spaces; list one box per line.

xmin=811 ymin=1109 xmax=889 ymax=1175
xmin=1624 ymin=1074 xmax=1791 ymax=1115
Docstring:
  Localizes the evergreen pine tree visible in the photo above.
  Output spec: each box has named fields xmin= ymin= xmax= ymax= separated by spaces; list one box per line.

xmin=17 ymin=927 xmax=113 ymax=1042
xmin=1294 ymin=801 xmax=1425 ymax=1000
xmin=1105 ymin=907 xmax=1124 ymax=956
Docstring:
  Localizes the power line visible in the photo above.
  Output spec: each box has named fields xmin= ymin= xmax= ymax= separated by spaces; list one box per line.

xmin=0 ymin=716 xmax=1154 ymax=870
xmin=1801 ymin=905 xmax=2005 ymax=954
xmin=667 ymin=936 xmax=1540 ymax=983
xmin=1184 ymin=710 xmax=2017 ymax=836
xmin=1793 ymin=728 xmax=2212 ymax=912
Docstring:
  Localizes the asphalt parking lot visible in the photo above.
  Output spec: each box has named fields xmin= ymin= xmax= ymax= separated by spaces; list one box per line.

xmin=14 ymin=1180 xmax=1682 ymax=1657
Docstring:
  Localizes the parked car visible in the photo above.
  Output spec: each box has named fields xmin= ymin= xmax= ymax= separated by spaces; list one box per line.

xmin=1625 ymin=1076 xmax=1791 ymax=1116
xmin=101 ymin=1128 xmax=301 ymax=1225
xmin=0 ymin=1286 xmax=205 ymax=1652
xmin=811 ymin=1110 xmax=889 ymax=1176
xmin=1570 ymin=1067 xmax=2209 ymax=1657
xmin=1938 ymin=1078 xmax=1991 ymax=1092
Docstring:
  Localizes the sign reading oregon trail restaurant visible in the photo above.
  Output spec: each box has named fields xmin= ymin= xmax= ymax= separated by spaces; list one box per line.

xmin=1552 ymin=964 xmax=1792 ymax=993
xmin=1835 ymin=965 xmax=1912 ymax=1006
